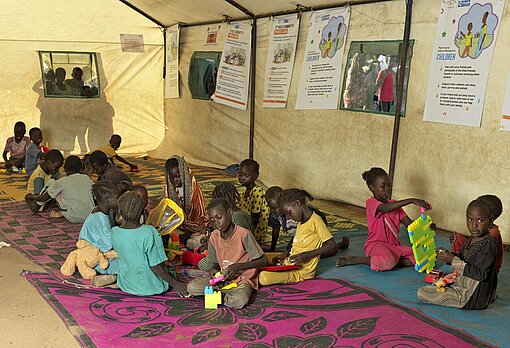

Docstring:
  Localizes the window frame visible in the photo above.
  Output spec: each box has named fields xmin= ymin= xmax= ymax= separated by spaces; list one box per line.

xmin=38 ymin=51 xmax=100 ymax=99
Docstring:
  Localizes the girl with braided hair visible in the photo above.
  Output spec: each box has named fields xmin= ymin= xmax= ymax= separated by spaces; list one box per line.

xmin=212 ymin=182 xmax=253 ymax=231
xmin=418 ymin=198 xmax=498 ymax=310
xmin=336 ymin=167 xmax=431 ymax=271
xmin=112 ymin=191 xmax=189 ymax=297
xmin=164 ymin=155 xmax=208 ymax=249
xmin=77 ymin=179 xmax=121 ymax=281
xmin=451 ymin=194 xmax=503 ymax=274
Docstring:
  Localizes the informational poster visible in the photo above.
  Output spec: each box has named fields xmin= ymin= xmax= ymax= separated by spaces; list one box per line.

xmin=262 ymin=14 xmax=300 ymax=108
xmin=423 ymin=1 xmax=505 ymax=127
xmin=296 ymin=7 xmax=350 ymax=110
xmin=500 ymin=73 xmax=510 ymax=131
xmin=212 ymin=22 xmax=252 ymax=110
xmin=120 ymin=34 xmax=144 ymax=53
xmin=165 ymin=24 xmax=180 ymax=99
xmin=205 ymin=24 xmax=221 ymax=46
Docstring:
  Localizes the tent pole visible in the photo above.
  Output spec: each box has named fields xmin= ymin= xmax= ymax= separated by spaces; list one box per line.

xmin=388 ymin=0 xmax=413 ymax=197
xmin=224 ymin=0 xmax=256 ymax=159
xmin=118 ymin=0 xmax=165 ymax=28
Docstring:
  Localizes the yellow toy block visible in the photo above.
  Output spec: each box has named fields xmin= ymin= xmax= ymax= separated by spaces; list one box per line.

xmin=204 ymin=286 xmax=222 ymax=309
xmin=221 ymin=282 xmax=238 ymax=290
xmin=407 ymin=214 xmax=437 ymax=273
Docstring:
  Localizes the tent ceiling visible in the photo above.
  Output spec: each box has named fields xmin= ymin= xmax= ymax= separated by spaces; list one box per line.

xmin=123 ymin=0 xmax=387 ymax=27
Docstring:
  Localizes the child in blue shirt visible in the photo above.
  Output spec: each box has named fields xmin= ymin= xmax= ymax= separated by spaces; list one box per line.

xmin=78 ymin=179 xmax=120 ymax=276
xmin=112 ymin=191 xmax=189 ymax=297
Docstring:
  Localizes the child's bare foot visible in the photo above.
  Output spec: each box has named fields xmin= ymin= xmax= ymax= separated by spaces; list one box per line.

xmin=336 ymin=256 xmax=356 ymax=267
xmin=92 ymin=275 xmax=117 ymax=287
xmin=25 ymin=198 xmax=40 ymax=213
xmin=49 ymin=210 xmax=63 ymax=218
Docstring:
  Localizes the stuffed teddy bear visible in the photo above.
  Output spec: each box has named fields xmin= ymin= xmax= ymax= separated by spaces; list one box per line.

xmin=435 ymin=270 xmax=458 ymax=293
xmin=60 ymin=240 xmax=116 ymax=279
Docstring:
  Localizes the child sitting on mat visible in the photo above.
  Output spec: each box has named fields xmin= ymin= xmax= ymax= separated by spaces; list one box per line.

xmin=90 ymin=150 xmax=132 ymax=192
xmin=112 ymin=191 xmax=189 ymax=297
xmin=78 ymin=180 xmax=121 ymax=286
xmin=336 ymin=167 xmax=431 ymax=271
xmin=237 ymin=159 xmax=271 ymax=244
xmin=417 ymin=198 xmax=498 ymax=310
xmin=187 ymin=198 xmax=267 ymax=309
xmin=25 ymin=149 xmax=63 ymax=212
xmin=259 ymin=189 xmax=339 ymax=286
xmin=95 ymin=134 xmax=138 ymax=171
xmin=25 ymin=156 xmax=94 ymax=222
xmin=3 ymin=121 xmax=30 ymax=171
xmin=25 ymin=127 xmax=44 ymax=176
xmin=451 ymin=194 xmax=503 ymax=274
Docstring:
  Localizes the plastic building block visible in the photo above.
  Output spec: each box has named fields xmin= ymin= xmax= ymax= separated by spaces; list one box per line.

xmin=407 ymin=213 xmax=437 ymax=273
xmin=221 ymin=282 xmax=238 ymax=290
xmin=204 ymin=286 xmax=222 ymax=309
xmin=209 ymin=273 xmax=225 ymax=285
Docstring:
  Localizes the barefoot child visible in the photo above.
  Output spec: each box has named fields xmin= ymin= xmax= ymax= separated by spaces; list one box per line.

xmin=259 ymin=189 xmax=338 ymax=286
xmin=25 ymin=149 xmax=63 ymax=212
xmin=417 ymin=198 xmax=498 ymax=310
xmin=95 ymin=134 xmax=137 ymax=171
xmin=112 ymin=191 xmax=189 ymax=297
xmin=3 ymin=121 xmax=30 ymax=171
xmin=237 ymin=159 xmax=270 ymax=244
xmin=336 ymin=167 xmax=431 ymax=271
xmin=187 ymin=199 xmax=268 ymax=308
xmin=25 ymin=156 xmax=94 ymax=222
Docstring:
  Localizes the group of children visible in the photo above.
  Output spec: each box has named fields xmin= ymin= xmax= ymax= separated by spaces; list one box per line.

xmin=2 ymin=122 xmax=502 ymax=311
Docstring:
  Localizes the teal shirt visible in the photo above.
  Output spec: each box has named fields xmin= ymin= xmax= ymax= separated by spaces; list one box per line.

xmin=112 ymin=225 xmax=169 ymax=296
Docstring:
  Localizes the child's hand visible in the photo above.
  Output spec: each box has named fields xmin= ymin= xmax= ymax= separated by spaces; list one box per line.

xmin=272 ymin=252 xmax=289 ymax=265
xmin=223 ymin=263 xmax=242 ymax=281
xmin=24 ymin=193 xmax=34 ymax=200
xmin=436 ymin=247 xmax=454 ymax=263
xmin=172 ymin=282 xmax=190 ymax=298
xmin=289 ymin=252 xmax=312 ymax=265
xmin=411 ymin=199 xmax=432 ymax=210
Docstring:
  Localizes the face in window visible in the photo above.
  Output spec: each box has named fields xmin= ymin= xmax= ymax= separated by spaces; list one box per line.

xmin=72 ymin=68 xmax=83 ymax=81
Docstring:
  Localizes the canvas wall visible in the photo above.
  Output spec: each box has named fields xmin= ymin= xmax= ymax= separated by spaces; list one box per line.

xmin=0 ymin=0 xmax=165 ymax=155
xmin=152 ymin=0 xmax=510 ymax=242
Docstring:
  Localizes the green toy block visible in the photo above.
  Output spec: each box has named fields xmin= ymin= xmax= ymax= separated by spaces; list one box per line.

xmin=407 ymin=214 xmax=437 ymax=273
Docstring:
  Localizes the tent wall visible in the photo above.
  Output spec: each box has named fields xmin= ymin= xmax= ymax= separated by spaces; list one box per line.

xmin=152 ymin=0 xmax=510 ymax=242
xmin=0 ymin=0 xmax=164 ymax=155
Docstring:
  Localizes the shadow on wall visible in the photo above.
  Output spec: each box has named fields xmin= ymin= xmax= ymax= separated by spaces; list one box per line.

xmin=33 ymin=54 xmax=114 ymax=155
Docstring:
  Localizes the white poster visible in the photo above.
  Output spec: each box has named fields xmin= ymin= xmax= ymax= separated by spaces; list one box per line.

xmin=423 ymin=1 xmax=505 ymax=127
xmin=262 ymin=15 xmax=300 ymax=108
xmin=500 ymin=73 xmax=510 ymax=131
xmin=165 ymin=24 xmax=180 ymax=99
xmin=205 ymin=24 xmax=221 ymax=46
xmin=212 ymin=22 xmax=252 ymax=110
xmin=296 ymin=7 xmax=350 ymax=110
xmin=120 ymin=34 xmax=144 ymax=53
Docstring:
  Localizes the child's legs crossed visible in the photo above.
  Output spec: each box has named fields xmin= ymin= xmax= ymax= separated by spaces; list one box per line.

xmin=187 ymin=277 xmax=210 ymax=296
xmin=367 ymin=243 xmax=400 ymax=271
xmin=259 ymin=269 xmax=308 ymax=286
xmin=222 ymin=284 xmax=253 ymax=309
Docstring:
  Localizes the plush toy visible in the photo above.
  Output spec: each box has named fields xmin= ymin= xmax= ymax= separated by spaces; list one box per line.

xmin=60 ymin=240 xmax=117 ymax=279
xmin=435 ymin=270 xmax=459 ymax=293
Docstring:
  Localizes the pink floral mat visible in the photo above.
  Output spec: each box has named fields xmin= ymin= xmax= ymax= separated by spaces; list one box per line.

xmin=24 ymin=272 xmax=493 ymax=348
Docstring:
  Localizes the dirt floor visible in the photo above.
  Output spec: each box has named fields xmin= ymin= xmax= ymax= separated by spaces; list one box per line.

xmin=0 ymin=247 xmax=79 ymax=348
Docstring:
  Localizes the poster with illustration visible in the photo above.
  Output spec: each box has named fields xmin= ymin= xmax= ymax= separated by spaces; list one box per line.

xmin=296 ymin=7 xmax=350 ymax=110
xmin=205 ymin=25 xmax=221 ymax=46
xmin=212 ymin=22 xmax=252 ymax=110
xmin=263 ymin=14 xmax=300 ymax=108
xmin=423 ymin=1 xmax=505 ymax=127
xmin=165 ymin=24 xmax=180 ymax=98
